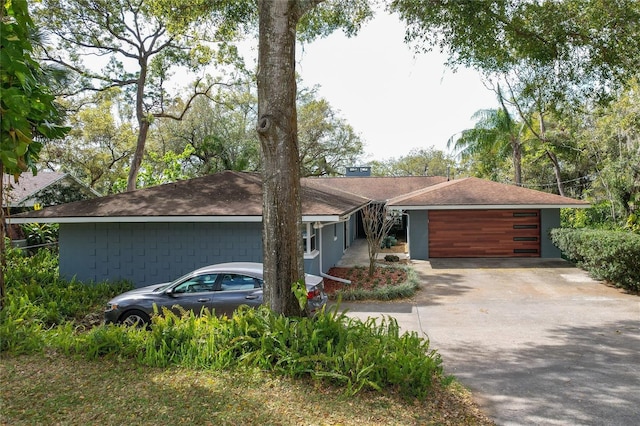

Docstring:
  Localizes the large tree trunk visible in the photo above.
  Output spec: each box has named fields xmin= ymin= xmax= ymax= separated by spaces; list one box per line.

xmin=546 ymin=150 xmax=565 ymax=197
xmin=538 ymin=113 xmax=565 ymax=196
xmin=256 ymin=0 xmax=312 ymax=316
xmin=126 ymin=120 xmax=150 ymax=191
xmin=126 ymin=61 xmax=150 ymax=192
xmin=511 ymin=138 xmax=522 ymax=186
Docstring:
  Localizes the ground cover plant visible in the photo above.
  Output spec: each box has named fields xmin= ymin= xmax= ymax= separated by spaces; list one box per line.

xmin=0 ymin=243 xmax=494 ymax=424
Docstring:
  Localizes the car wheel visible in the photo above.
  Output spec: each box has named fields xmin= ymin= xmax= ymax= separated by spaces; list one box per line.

xmin=120 ymin=310 xmax=150 ymax=327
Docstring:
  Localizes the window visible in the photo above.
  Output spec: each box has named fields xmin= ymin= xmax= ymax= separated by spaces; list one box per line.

xmin=302 ymin=223 xmax=317 ymax=254
xmin=220 ymin=274 xmax=262 ymax=291
xmin=173 ymin=274 xmax=218 ymax=293
xmin=513 ymin=212 xmax=538 ymax=217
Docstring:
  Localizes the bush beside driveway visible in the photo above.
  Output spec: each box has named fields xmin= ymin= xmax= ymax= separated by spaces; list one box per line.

xmin=342 ymin=258 xmax=640 ymax=426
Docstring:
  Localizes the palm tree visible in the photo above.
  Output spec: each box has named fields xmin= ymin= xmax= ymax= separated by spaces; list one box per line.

xmin=449 ymin=101 xmax=524 ymax=185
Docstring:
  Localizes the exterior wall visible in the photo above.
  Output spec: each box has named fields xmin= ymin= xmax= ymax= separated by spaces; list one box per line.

xmin=407 ymin=210 xmax=429 ymax=260
xmin=60 ymin=222 xmax=262 ymax=287
xmin=323 ymin=222 xmax=346 ymax=270
xmin=303 ymin=222 xmax=346 ymax=275
xmin=347 ymin=214 xmax=358 ymax=246
xmin=540 ymin=208 xmax=562 ymax=258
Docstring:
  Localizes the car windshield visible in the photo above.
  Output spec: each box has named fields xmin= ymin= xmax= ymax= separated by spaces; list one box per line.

xmin=152 ymin=271 xmax=197 ymax=293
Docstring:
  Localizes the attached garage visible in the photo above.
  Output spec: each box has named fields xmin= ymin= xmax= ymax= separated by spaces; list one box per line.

xmin=428 ymin=209 xmax=541 ymax=258
xmin=387 ymin=177 xmax=590 ymax=261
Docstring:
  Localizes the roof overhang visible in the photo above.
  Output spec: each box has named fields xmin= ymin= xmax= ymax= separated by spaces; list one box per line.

xmin=7 ymin=214 xmax=350 ymax=225
xmin=393 ymin=204 xmax=592 ymax=210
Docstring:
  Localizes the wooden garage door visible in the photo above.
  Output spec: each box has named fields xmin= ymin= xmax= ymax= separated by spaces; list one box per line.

xmin=428 ymin=209 xmax=540 ymax=258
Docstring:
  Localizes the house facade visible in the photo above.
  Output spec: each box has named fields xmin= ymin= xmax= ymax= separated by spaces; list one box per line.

xmin=10 ymin=171 xmax=589 ymax=287
xmin=10 ymin=172 xmax=367 ymax=287
xmin=3 ymin=171 xmax=100 ymax=212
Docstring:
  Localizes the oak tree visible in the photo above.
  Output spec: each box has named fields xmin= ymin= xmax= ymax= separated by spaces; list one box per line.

xmin=34 ymin=0 xmax=246 ymax=190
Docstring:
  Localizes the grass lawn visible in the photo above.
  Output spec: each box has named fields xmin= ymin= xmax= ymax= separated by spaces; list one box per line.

xmin=1 ymin=353 xmax=494 ymax=425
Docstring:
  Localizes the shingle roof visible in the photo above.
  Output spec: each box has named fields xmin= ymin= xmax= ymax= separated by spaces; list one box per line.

xmin=3 ymin=172 xmax=66 ymax=205
xmin=305 ymin=176 xmax=448 ymax=201
xmin=11 ymin=171 xmax=369 ymax=222
xmin=388 ymin=177 xmax=590 ymax=208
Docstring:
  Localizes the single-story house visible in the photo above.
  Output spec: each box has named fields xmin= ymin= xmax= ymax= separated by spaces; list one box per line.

xmin=9 ymin=171 xmax=589 ymax=287
xmin=9 ymin=171 xmax=369 ymax=286
xmin=3 ymin=171 xmax=100 ymax=242
xmin=3 ymin=171 xmax=100 ymax=212
xmin=315 ymin=176 xmax=590 ymax=259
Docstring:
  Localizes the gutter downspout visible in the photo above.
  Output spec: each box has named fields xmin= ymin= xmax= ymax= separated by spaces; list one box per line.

xmin=314 ymin=221 xmax=351 ymax=285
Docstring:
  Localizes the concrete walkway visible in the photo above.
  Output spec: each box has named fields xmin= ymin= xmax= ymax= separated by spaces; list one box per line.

xmin=336 ymin=238 xmax=409 ymax=267
xmin=336 ymin=241 xmax=640 ymax=425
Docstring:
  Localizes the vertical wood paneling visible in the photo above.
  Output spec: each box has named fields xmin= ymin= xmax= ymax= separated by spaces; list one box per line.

xmin=428 ymin=209 xmax=541 ymax=258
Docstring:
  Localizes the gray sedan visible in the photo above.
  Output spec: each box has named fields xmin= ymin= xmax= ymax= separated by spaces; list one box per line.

xmin=104 ymin=262 xmax=328 ymax=325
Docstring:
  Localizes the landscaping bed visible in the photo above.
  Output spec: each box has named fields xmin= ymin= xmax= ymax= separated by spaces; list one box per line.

xmin=323 ymin=265 xmax=417 ymax=300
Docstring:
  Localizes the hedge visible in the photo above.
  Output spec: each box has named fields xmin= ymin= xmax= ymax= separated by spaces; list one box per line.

xmin=550 ymin=228 xmax=640 ymax=292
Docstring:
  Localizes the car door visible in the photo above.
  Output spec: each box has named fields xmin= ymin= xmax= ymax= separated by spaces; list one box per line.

xmin=210 ymin=273 xmax=263 ymax=316
xmin=165 ymin=273 xmax=219 ymax=317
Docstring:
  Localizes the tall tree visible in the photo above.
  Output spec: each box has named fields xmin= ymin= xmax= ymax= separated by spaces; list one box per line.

xmin=391 ymin=0 xmax=640 ymax=102
xmin=579 ymin=80 xmax=640 ymax=224
xmin=450 ymin=103 xmax=524 ymax=185
xmin=1 ymin=0 xmax=69 ymax=309
xmin=109 ymin=0 xmax=373 ymax=315
xmin=34 ymin=0 xmax=246 ymax=190
xmin=256 ymin=0 xmax=372 ymax=315
xmin=256 ymin=0 xmax=307 ymax=315
xmin=297 ymin=93 xmax=364 ymax=177
xmin=392 ymin=0 xmax=640 ymax=195
xmin=40 ymin=90 xmax=135 ymax=193
xmin=155 ymin=83 xmax=261 ymax=176
xmin=372 ymin=146 xmax=455 ymax=177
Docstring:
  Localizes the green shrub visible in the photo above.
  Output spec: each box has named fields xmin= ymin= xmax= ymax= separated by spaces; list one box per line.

xmin=550 ymin=228 xmax=640 ymax=292
xmin=560 ymin=203 xmax=619 ymax=229
xmin=384 ymin=254 xmax=400 ymax=262
xmin=1 ymin=245 xmax=133 ymax=353
xmin=5 ymin=245 xmax=132 ymax=325
xmin=0 ymin=295 xmax=47 ymax=354
xmin=22 ymin=222 xmax=59 ymax=249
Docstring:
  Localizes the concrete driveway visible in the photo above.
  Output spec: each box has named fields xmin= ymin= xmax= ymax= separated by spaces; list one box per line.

xmin=340 ymin=258 xmax=640 ymax=425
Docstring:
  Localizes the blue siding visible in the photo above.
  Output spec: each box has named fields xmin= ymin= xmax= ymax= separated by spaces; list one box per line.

xmin=347 ymin=214 xmax=357 ymax=246
xmin=59 ymin=222 xmax=262 ymax=287
xmin=303 ymin=222 xmax=346 ymax=275
xmin=407 ymin=210 xmax=429 ymax=260
xmin=321 ymin=223 xmax=345 ymax=270
xmin=540 ymin=209 xmax=562 ymax=258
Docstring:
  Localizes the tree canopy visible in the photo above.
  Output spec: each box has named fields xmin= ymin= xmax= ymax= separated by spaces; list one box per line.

xmin=33 ymin=0 xmax=249 ymax=190
xmin=391 ymin=0 xmax=640 ymax=98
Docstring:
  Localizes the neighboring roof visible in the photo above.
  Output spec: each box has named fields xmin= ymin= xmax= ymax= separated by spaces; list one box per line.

xmin=3 ymin=171 xmax=100 ymax=208
xmin=10 ymin=171 xmax=370 ymax=224
xmin=306 ymin=176 xmax=448 ymax=201
xmin=388 ymin=177 xmax=591 ymax=209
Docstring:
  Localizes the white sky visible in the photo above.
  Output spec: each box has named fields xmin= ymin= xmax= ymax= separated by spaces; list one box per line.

xmin=293 ymin=11 xmax=498 ymax=162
